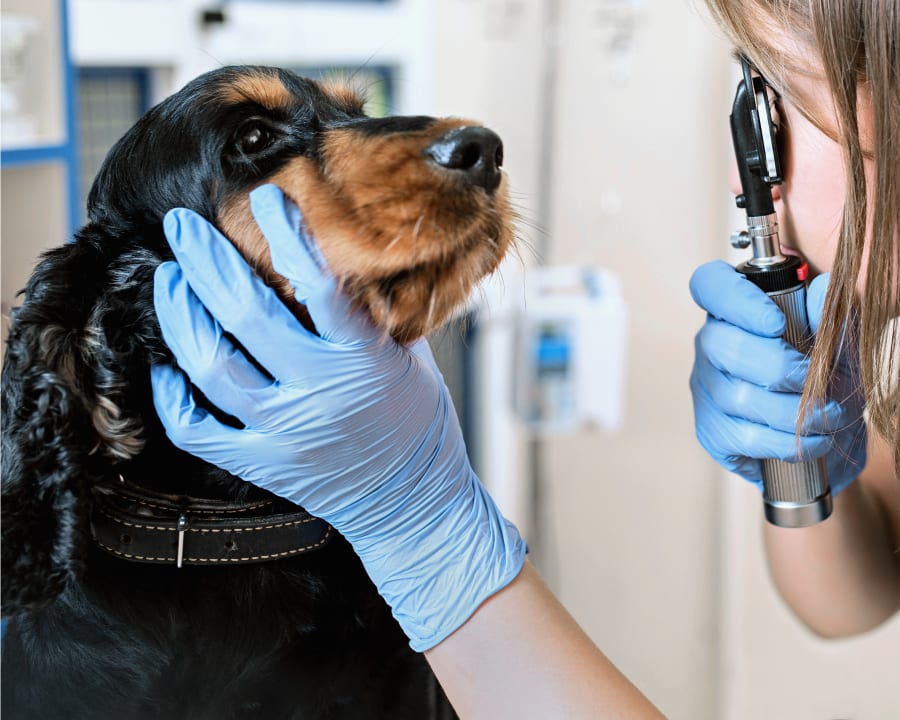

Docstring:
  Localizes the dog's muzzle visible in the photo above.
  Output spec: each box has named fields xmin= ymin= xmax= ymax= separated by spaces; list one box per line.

xmin=90 ymin=478 xmax=332 ymax=567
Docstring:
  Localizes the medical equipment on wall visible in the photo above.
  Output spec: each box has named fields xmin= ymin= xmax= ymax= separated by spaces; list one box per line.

xmin=514 ymin=264 xmax=628 ymax=436
xmin=729 ymin=56 xmax=832 ymax=527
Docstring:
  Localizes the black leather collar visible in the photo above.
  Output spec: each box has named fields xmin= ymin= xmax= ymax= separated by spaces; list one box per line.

xmin=90 ymin=478 xmax=333 ymax=567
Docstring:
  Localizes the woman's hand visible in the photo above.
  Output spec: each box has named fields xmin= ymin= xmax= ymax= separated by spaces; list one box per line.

xmin=689 ymin=260 xmax=867 ymax=494
xmin=151 ymin=184 xmax=526 ymax=651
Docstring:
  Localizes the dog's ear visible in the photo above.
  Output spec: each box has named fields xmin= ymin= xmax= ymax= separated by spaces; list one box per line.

xmin=1 ymin=239 xmax=118 ymax=613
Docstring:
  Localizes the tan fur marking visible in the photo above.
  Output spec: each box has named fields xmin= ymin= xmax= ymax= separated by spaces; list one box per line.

xmin=319 ymin=81 xmax=366 ymax=115
xmin=219 ymin=74 xmax=293 ymax=110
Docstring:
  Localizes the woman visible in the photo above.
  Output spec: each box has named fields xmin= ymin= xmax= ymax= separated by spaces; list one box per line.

xmin=690 ymin=0 xmax=899 ymax=639
xmin=151 ymin=0 xmax=898 ymax=715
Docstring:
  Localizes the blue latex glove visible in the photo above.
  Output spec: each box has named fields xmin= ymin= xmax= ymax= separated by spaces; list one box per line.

xmin=150 ymin=184 xmax=526 ymax=651
xmin=689 ymin=260 xmax=867 ymax=494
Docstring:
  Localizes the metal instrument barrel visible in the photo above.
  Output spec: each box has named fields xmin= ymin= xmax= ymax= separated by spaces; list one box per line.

xmin=735 ymin=262 xmax=833 ymax=528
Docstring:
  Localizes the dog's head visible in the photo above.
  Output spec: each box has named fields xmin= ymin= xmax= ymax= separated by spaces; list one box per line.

xmin=1 ymin=65 xmax=514 ymax=612
xmin=90 ymin=65 xmax=513 ymax=342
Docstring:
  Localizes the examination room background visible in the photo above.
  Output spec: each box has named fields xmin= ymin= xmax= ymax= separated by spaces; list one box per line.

xmin=1 ymin=1 xmax=899 ymax=717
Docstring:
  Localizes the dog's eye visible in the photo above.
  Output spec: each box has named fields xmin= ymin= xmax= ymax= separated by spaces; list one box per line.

xmin=237 ymin=124 xmax=273 ymax=155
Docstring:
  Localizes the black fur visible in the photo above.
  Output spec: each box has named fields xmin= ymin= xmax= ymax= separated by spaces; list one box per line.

xmin=1 ymin=66 xmax=455 ymax=719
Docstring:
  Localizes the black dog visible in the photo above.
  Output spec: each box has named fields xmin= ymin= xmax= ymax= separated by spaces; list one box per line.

xmin=1 ymin=65 xmax=512 ymax=719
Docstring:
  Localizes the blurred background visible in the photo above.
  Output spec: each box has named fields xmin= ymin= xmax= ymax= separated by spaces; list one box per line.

xmin=2 ymin=1 xmax=898 ymax=717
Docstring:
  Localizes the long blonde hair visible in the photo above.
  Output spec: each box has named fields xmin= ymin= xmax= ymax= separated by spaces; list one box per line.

xmin=703 ymin=0 xmax=900 ymax=477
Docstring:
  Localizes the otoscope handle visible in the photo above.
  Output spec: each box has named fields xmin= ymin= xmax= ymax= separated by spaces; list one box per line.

xmin=735 ymin=255 xmax=834 ymax=527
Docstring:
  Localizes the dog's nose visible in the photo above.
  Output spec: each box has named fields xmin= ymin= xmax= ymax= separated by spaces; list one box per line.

xmin=425 ymin=127 xmax=503 ymax=194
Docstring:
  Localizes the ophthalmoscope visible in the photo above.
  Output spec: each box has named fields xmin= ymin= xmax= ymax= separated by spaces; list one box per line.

xmin=728 ymin=56 xmax=832 ymax=527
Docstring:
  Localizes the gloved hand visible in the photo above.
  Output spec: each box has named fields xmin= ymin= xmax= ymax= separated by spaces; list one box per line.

xmin=151 ymin=184 xmax=526 ymax=651
xmin=689 ymin=259 xmax=867 ymax=494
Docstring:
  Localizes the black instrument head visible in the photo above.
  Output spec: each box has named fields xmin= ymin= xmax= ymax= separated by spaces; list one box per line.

xmin=730 ymin=56 xmax=782 ymax=218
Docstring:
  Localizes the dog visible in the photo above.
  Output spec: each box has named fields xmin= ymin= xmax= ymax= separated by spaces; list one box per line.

xmin=1 ymin=65 xmax=513 ymax=719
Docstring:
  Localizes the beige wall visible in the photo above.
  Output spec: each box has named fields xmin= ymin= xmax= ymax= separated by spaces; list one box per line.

xmin=534 ymin=2 xmax=729 ymax=715
xmin=1 ymin=164 xmax=69 ymax=360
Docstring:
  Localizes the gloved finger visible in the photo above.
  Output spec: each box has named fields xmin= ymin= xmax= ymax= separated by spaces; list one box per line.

xmin=693 ymin=343 xmax=846 ymax=434
xmin=153 ymin=361 xmax=326 ymax=486
xmin=691 ymin=372 xmax=762 ymax=485
xmin=690 ymin=260 xmax=785 ymax=337
xmin=696 ymin=317 xmax=808 ymax=392
xmin=154 ymin=262 xmax=290 ymax=422
xmin=249 ymin=184 xmax=379 ymax=345
xmin=162 ymin=208 xmax=323 ymax=382
xmin=249 ymin=184 xmax=328 ymax=299
xmin=151 ymin=362 xmax=250 ymax=460
xmin=690 ymin=366 xmax=832 ymax=466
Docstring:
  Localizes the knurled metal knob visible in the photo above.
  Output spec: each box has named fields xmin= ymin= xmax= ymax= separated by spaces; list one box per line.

xmin=730 ymin=230 xmax=751 ymax=249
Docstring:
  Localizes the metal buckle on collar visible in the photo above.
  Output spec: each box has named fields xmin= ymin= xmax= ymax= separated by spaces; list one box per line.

xmin=176 ymin=513 xmax=191 ymax=568
xmin=91 ymin=479 xmax=333 ymax=566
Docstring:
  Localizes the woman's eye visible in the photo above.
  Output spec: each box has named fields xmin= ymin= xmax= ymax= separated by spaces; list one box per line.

xmin=238 ymin=125 xmax=272 ymax=154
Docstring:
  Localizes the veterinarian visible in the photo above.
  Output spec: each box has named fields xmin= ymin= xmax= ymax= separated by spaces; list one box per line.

xmin=689 ymin=0 xmax=900 ymax=641
xmin=151 ymin=0 xmax=898 ymax=716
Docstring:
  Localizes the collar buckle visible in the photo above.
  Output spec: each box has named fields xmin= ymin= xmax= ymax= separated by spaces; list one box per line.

xmin=176 ymin=513 xmax=191 ymax=568
xmin=90 ymin=478 xmax=333 ymax=566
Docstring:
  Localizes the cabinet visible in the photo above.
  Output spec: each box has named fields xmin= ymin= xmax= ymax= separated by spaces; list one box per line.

xmin=1 ymin=0 xmax=79 ymax=354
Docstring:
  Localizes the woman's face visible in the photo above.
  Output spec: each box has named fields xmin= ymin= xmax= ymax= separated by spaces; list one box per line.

xmin=728 ymin=66 xmax=874 ymax=280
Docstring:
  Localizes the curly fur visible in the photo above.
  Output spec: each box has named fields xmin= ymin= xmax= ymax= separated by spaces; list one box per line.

xmin=1 ymin=65 xmax=511 ymax=719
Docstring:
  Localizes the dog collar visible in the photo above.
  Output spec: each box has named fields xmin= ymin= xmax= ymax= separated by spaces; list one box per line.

xmin=90 ymin=478 xmax=333 ymax=567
